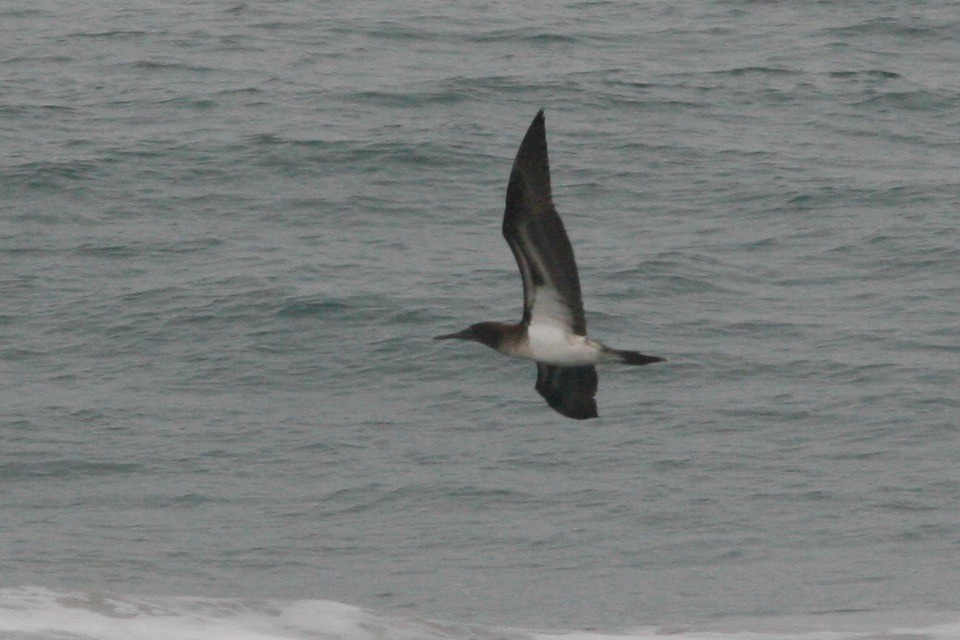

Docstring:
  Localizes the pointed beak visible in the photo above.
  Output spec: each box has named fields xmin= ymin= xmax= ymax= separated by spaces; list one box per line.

xmin=434 ymin=328 xmax=473 ymax=340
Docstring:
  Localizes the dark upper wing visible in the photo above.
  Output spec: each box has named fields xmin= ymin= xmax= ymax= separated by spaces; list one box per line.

xmin=502 ymin=110 xmax=587 ymax=335
xmin=535 ymin=364 xmax=598 ymax=419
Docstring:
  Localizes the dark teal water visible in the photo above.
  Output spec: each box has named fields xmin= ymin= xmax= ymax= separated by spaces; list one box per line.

xmin=2 ymin=0 xmax=959 ymax=635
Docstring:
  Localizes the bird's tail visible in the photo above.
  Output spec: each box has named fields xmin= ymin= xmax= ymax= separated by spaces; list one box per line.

xmin=606 ymin=348 xmax=665 ymax=366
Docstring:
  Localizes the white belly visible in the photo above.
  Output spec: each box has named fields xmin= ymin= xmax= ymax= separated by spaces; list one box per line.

xmin=523 ymin=324 xmax=605 ymax=366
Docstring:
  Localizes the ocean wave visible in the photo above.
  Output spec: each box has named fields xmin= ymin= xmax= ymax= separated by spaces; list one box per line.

xmin=1 ymin=587 xmax=959 ymax=640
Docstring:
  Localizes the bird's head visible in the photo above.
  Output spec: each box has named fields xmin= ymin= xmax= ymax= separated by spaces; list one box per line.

xmin=434 ymin=322 xmax=505 ymax=350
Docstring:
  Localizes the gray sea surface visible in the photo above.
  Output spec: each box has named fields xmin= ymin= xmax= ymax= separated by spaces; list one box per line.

xmin=2 ymin=0 xmax=959 ymax=633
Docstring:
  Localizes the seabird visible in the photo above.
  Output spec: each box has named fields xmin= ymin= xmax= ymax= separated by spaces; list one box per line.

xmin=435 ymin=110 xmax=664 ymax=419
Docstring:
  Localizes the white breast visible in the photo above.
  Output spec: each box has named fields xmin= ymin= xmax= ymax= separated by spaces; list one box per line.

xmin=524 ymin=323 xmax=605 ymax=366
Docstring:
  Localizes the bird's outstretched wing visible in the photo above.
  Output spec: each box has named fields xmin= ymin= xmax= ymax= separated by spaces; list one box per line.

xmin=535 ymin=364 xmax=598 ymax=419
xmin=502 ymin=110 xmax=587 ymax=335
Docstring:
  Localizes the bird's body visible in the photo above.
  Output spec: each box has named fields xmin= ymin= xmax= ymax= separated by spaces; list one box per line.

xmin=435 ymin=110 xmax=663 ymax=419
xmin=509 ymin=323 xmax=610 ymax=366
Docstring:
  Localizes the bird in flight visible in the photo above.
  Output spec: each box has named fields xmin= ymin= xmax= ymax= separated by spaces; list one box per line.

xmin=435 ymin=110 xmax=664 ymax=419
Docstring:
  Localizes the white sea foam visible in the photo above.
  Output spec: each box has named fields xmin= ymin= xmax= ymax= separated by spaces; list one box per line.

xmin=2 ymin=587 xmax=959 ymax=640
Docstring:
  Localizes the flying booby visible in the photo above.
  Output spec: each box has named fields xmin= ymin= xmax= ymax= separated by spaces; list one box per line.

xmin=435 ymin=110 xmax=664 ymax=419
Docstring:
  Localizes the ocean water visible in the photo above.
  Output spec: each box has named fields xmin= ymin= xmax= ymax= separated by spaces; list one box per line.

xmin=2 ymin=1 xmax=959 ymax=639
